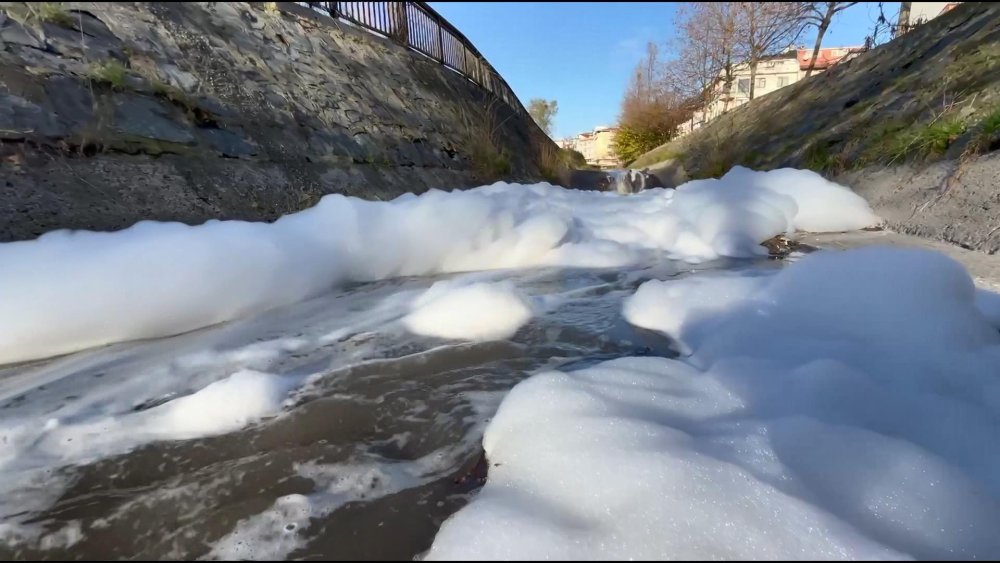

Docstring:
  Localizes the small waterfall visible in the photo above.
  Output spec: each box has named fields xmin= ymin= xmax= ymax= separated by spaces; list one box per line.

xmin=607 ymin=169 xmax=648 ymax=194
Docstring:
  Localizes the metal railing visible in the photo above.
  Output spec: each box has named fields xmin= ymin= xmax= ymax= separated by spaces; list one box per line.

xmin=296 ymin=2 xmax=528 ymax=119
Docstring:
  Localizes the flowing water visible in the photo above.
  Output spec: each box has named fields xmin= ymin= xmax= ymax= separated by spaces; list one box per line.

xmin=0 ymin=257 xmax=788 ymax=560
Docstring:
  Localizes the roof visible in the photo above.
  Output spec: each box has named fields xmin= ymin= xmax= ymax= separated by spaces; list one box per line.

xmin=796 ymin=46 xmax=864 ymax=70
xmin=941 ymin=2 xmax=961 ymax=15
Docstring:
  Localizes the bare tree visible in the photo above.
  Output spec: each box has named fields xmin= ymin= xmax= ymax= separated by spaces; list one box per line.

xmin=734 ymin=2 xmax=809 ymax=100
xmin=621 ymin=43 xmax=664 ymax=123
xmin=803 ymin=2 xmax=859 ymax=77
xmin=861 ymin=2 xmax=893 ymax=49
xmin=669 ymin=36 xmax=719 ymax=103
xmin=671 ymin=3 xmax=744 ymax=114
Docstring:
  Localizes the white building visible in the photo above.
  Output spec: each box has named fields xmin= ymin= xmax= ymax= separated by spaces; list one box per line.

xmin=678 ymin=46 xmax=863 ymax=135
xmin=905 ymin=2 xmax=962 ymax=31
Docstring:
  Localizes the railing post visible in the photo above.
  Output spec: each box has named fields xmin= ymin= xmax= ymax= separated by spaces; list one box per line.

xmin=436 ymin=15 xmax=444 ymax=62
xmin=391 ymin=2 xmax=409 ymax=46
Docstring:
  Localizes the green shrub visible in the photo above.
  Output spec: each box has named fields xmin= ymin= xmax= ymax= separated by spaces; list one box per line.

xmin=889 ymin=118 xmax=966 ymax=163
xmin=612 ymin=125 xmax=673 ymax=166
xmin=8 ymin=2 xmax=74 ymax=28
xmin=36 ymin=2 xmax=73 ymax=27
xmin=87 ymin=60 xmax=128 ymax=90
xmin=803 ymin=141 xmax=835 ymax=173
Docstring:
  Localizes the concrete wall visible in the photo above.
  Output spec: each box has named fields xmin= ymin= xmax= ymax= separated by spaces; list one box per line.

xmin=0 ymin=2 xmax=553 ymax=242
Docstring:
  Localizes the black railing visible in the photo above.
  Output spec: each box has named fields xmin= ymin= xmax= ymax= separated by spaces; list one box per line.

xmin=295 ymin=2 xmax=528 ymax=119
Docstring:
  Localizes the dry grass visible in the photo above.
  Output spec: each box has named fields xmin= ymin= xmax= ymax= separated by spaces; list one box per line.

xmin=459 ymin=97 xmax=513 ymax=182
xmin=536 ymin=143 xmax=573 ymax=186
xmin=8 ymin=2 xmax=75 ymax=28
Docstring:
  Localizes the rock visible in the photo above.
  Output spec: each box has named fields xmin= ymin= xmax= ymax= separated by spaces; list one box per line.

xmin=567 ymin=169 xmax=612 ymax=191
xmin=0 ymin=62 xmax=47 ymax=100
xmin=160 ymin=64 xmax=198 ymax=91
xmin=309 ymin=130 xmax=365 ymax=161
xmin=201 ymin=128 xmax=257 ymax=158
xmin=453 ymin=449 xmax=490 ymax=493
xmin=13 ymin=45 xmax=89 ymax=76
xmin=0 ymin=93 xmax=66 ymax=138
xmin=761 ymin=234 xmax=801 ymax=258
xmin=352 ymin=132 xmax=378 ymax=160
xmin=112 ymin=94 xmax=194 ymax=144
xmin=607 ymin=169 xmax=663 ymax=193
xmin=394 ymin=141 xmax=423 ymax=167
xmin=41 ymin=18 xmax=124 ymax=61
xmin=71 ymin=11 xmax=119 ymax=42
xmin=0 ymin=17 xmax=43 ymax=49
xmin=122 ymin=73 xmax=154 ymax=94
xmin=412 ymin=139 xmax=442 ymax=168
xmin=44 ymin=76 xmax=93 ymax=132
xmin=194 ymin=96 xmax=237 ymax=119
xmin=646 ymin=159 xmax=689 ymax=189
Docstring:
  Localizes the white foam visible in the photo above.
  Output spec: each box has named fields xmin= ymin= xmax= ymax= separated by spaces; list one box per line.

xmin=0 ymin=169 xmax=877 ymax=365
xmin=720 ymin=166 xmax=881 ymax=233
xmin=622 ymin=273 xmax=770 ymax=354
xmin=426 ymin=247 xmax=1000 ymax=560
xmin=403 ymin=281 xmax=534 ymax=341
xmin=1 ymin=369 xmax=298 ymax=471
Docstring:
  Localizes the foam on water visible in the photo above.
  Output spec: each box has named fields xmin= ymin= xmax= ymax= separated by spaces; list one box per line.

xmin=403 ymin=281 xmax=535 ymax=341
xmin=0 ymin=168 xmax=877 ymax=365
xmin=427 ymin=247 xmax=1000 ymax=560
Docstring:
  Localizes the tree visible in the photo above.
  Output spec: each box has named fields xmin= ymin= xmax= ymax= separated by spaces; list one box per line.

xmin=803 ymin=2 xmax=859 ymax=77
xmin=670 ymin=3 xmax=745 ymax=115
xmin=528 ymin=99 xmax=558 ymax=135
xmin=861 ymin=1 xmax=895 ymax=49
xmin=613 ymin=43 xmax=689 ymax=164
xmin=734 ymin=2 xmax=809 ymax=100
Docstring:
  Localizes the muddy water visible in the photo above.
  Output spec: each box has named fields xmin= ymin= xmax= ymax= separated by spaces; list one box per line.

xmin=0 ymin=259 xmax=784 ymax=560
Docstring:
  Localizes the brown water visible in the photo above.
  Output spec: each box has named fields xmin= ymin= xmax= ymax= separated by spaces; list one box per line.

xmin=0 ymin=260 xmax=781 ymax=560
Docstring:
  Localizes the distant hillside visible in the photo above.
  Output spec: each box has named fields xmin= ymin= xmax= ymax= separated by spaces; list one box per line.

xmin=633 ymin=2 xmax=1000 ymax=253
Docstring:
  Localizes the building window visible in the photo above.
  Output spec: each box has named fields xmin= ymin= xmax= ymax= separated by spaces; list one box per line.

xmin=757 ymin=78 xmax=766 ymax=89
xmin=779 ymin=76 xmax=789 ymax=87
xmin=737 ymin=78 xmax=750 ymax=94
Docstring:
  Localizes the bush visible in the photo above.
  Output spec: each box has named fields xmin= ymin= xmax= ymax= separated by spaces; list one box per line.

xmin=8 ymin=2 xmax=74 ymax=28
xmin=967 ymin=105 xmax=1000 ymax=156
xmin=37 ymin=3 xmax=73 ymax=27
xmin=888 ymin=117 xmax=966 ymax=163
xmin=87 ymin=59 xmax=128 ymax=90
xmin=612 ymin=125 xmax=674 ymax=166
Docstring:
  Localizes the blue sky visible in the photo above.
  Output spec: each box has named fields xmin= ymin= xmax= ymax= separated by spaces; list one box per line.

xmin=429 ymin=2 xmax=900 ymax=139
